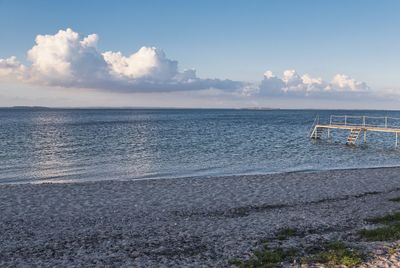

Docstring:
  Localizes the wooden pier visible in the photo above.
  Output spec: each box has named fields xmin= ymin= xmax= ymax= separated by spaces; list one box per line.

xmin=309 ymin=115 xmax=400 ymax=146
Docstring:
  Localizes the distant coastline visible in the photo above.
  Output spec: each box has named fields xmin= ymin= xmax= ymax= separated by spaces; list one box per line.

xmin=1 ymin=106 xmax=279 ymax=110
xmin=1 ymin=106 xmax=399 ymax=111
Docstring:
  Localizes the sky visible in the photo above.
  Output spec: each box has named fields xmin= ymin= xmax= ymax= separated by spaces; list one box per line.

xmin=0 ymin=0 xmax=400 ymax=109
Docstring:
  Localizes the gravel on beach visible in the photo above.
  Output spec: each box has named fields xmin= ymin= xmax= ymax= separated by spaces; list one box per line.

xmin=2 ymin=167 xmax=400 ymax=267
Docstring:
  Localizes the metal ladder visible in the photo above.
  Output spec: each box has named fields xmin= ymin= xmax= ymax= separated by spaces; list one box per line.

xmin=310 ymin=127 xmax=324 ymax=139
xmin=346 ymin=128 xmax=361 ymax=145
xmin=309 ymin=115 xmax=321 ymax=139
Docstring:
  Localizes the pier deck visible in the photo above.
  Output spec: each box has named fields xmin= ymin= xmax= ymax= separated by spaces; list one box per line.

xmin=315 ymin=124 xmax=400 ymax=133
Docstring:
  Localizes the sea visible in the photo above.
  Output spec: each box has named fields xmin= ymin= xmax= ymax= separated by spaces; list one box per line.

xmin=1 ymin=108 xmax=400 ymax=184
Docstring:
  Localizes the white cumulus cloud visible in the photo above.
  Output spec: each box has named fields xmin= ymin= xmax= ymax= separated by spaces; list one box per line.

xmin=26 ymin=29 xmax=109 ymax=88
xmin=0 ymin=28 xmax=243 ymax=92
xmin=0 ymin=56 xmax=26 ymax=79
xmin=103 ymin=47 xmax=178 ymax=81
xmin=255 ymin=69 xmax=370 ymax=98
xmin=330 ymin=74 xmax=369 ymax=92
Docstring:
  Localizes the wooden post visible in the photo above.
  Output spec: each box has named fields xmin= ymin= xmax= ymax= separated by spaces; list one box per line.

xmin=364 ymin=130 xmax=367 ymax=143
xmin=344 ymin=115 xmax=347 ymax=126
xmin=385 ymin=117 xmax=388 ymax=128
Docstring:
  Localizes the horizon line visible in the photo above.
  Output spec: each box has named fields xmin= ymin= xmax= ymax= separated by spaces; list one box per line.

xmin=2 ymin=106 xmax=400 ymax=111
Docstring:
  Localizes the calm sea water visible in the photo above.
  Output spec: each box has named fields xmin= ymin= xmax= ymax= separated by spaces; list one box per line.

xmin=1 ymin=108 xmax=400 ymax=184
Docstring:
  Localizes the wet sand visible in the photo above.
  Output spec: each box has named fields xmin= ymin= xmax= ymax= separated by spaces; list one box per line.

xmin=1 ymin=167 xmax=400 ymax=267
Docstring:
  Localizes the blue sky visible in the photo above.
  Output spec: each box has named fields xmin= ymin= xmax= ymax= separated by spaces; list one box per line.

xmin=0 ymin=0 xmax=399 ymax=108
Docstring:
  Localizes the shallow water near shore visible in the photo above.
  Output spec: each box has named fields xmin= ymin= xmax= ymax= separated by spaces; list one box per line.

xmin=1 ymin=108 xmax=400 ymax=184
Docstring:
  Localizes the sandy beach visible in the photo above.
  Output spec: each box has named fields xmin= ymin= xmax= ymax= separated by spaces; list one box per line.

xmin=2 ymin=167 xmax=400 ymax=267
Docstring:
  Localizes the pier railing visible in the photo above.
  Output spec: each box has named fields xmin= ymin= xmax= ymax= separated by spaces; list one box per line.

xmin=328 ymin=115 xmax=400 ymax=129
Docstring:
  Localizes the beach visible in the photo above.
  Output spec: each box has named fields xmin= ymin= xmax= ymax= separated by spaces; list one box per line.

xmin=1 ymin=167 xmax=400 ymax=267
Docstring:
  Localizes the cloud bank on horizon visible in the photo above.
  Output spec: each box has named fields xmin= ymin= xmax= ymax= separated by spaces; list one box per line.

xmin=0 ymin=28 xmax=375 ymax=99
xmin=243 ymin=70 xmax=370 ymax=98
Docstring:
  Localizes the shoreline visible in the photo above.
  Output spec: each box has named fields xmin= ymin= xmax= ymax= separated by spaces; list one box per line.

xmin=2 ymin=166 xmax=400 ymax=266
xmin=4 ymin=164 xmax=400 ymax=186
